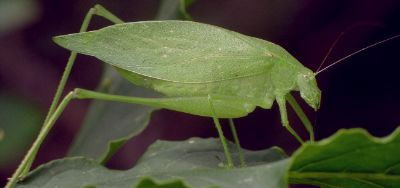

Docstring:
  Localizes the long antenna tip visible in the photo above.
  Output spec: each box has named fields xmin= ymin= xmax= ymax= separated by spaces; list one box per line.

xmin=316 ymin=34 xmax=400 ymax=76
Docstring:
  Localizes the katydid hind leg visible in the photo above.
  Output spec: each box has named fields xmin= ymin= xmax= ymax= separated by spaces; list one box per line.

xmin=7 ymin=89 xmax=242 ymax=187
xmin=276 ymin=96 xmax=305 ymax=144
xmin=19 ymin=4 xmax=125 ymax=180
xmin=8 ymin=5 xmax=126 ymax=186
xmin=75 ymin=88 xmax=252 ymax=118
xmin=5 ymin=92 xmax=76 ymax=188
xmin=73 ymin=88 xmax=246 ymax=168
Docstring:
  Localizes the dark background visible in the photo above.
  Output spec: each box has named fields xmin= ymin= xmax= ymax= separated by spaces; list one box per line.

xmin=1 ymin=0 xmax=400 ymax=187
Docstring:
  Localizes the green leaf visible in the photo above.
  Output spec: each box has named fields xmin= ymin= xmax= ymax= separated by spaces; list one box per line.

xmin=289 ymin=128 xmax=400 ymax=188
xmin=18 ymin=138 xmax=289 ymax=188
xmin=67 ymin=68 xmax=160 ymax=163
xmin=0 ymin=93 xmax=41 ymax=167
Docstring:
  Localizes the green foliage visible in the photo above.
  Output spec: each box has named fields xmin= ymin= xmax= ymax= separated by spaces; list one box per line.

xmin=290 ymin=128 xmax=400 ymax=188
xmin=16 ymin=129 xmax=400 ymax=188
xmin=16 ymin=138 xmax=289 ymax=188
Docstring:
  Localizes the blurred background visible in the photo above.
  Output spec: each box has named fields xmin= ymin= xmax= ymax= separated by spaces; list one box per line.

xmin=1 ymin=0 xmax=400 ymax=187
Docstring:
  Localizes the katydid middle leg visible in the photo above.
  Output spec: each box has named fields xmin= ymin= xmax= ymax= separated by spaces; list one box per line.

xmin=207 ymin=95 xmax=234 ymax=168
xmin=228 ymin=119 xmax=245 ymax=167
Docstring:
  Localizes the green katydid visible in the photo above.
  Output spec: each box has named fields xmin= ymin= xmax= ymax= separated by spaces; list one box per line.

xmin=55 ymin=20 xmax=320 ymax=139
xmin=52 ymin=18 xmax=320 ymax=159
xmin=5 ymin=6 xmax=316 ymax=187
xmin=55 ymin=17 xmax=400 ymax=165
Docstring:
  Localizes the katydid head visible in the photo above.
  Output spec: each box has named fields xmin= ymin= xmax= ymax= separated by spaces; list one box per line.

xmin=297 ymin=69 xmax=321 ymax=111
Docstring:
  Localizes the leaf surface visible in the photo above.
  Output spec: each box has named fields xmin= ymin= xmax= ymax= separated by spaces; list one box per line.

xmin=18 ymin=138 xmax=289 ymax=188
xmin=290 ymin=128 xmax=400 ymax=188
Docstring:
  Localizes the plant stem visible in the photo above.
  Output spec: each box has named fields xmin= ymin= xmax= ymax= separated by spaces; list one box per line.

xmin=286 ymin=93 xmax=314 ymax=142
xmin=228 ymin=119 xmax=246 ymax=167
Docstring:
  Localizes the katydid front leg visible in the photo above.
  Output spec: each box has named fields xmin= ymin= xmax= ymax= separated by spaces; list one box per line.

xmin=286 ymin=94 xmax=314 ymax=142
xmin=5 ymin=5 xmax=123 ymax=188
xmin=276 ymin=95 xmax=305 ymax=144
